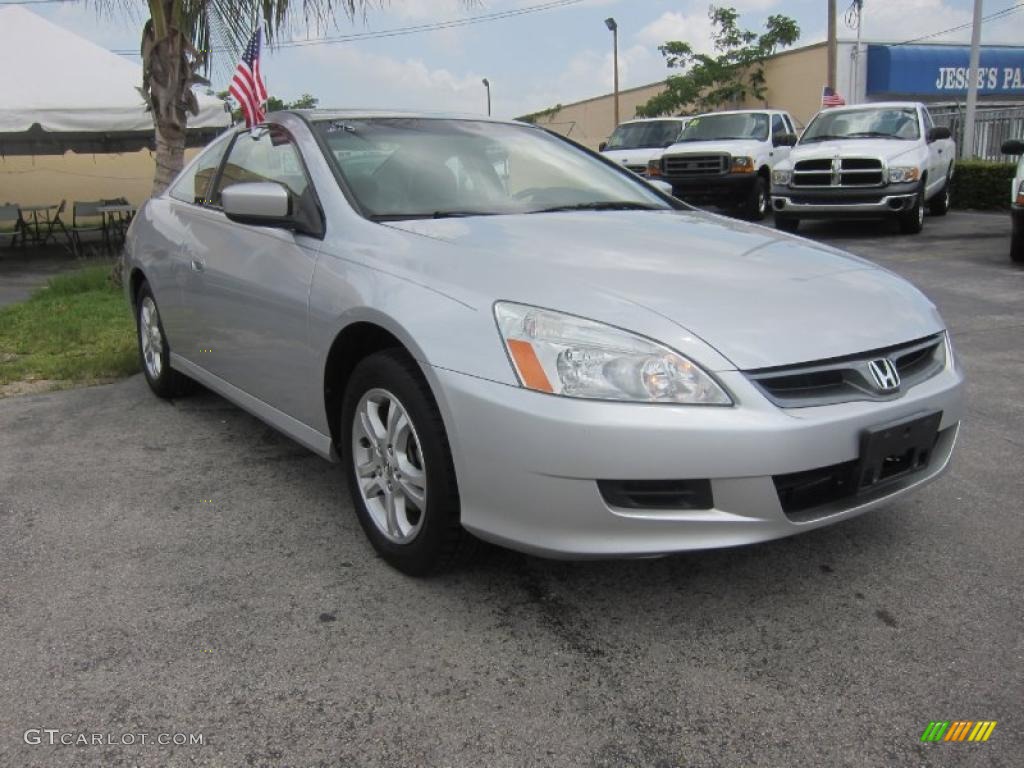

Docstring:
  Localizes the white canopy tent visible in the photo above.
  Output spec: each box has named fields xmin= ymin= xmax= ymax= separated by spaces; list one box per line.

xmin=0 ymin=6 xmax=230 ymax=155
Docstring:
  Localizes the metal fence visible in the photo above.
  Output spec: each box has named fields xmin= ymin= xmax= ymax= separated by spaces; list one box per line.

xmin=929 ymin=105 xmax=1024 ymax=162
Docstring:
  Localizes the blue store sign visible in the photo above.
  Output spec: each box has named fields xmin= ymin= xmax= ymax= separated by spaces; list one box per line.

xmin=867 ymin=44 xmax=1024 ymax=97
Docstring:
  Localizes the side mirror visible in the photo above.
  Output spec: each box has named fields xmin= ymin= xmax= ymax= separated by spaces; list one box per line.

xmin=647 ymin=179 xmax=674 ymax=197
xmin=773 ymin=132 xmax=798 ymax=147
xmin=222 ymin=182 xmax=292 ymax=227
xmin=1002 ymin=139 xmax=1024 ymax=155
xmin=927 ymin=126 xmax=952 ymax=142
xmin=598 ymin=141 xmax=608 ymax=152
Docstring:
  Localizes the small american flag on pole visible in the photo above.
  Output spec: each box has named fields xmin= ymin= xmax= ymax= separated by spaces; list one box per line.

xmin=228 ymin=29 xmax=268 ymax=127
xmin=821 ymin=85 xmax=846 ymax=108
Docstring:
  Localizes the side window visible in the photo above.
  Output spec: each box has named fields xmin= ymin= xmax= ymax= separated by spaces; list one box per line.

xmin=784 ymin=115 xmax=796 ymax=134
xmin=212 ymin=125 xmax=310 ymax=208
xmin=771 ymin=114 xmax=786 ymax=138
xmin=922 ymin=109 xmax=935 ymax=132
xmin=168 ymin=134 xmax=229 ymax=205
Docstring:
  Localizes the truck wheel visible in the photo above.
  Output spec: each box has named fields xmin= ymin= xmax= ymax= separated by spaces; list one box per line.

xmin=929 ymin=166 xmax=952 ymax=216
xmin=1012 ymin=217 xmax=1024 ymax=263
xmin=898 ymin=184 xmax=926 ymax=234
xmin=774 ymin=215 xmax=799 ymax=233
xmin=740 ymin=176 xmax=769 ymax=221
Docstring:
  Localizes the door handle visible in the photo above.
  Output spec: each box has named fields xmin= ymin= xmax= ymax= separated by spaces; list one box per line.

xmin=190 ymin=258 xmax=205 ymax=273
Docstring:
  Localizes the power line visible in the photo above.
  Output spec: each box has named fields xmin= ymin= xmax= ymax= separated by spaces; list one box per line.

xmin=889 ymin=2 xmax=1024 ymax=46
xmin=0 ymin=1 xmax=79 ymax=5
xmin=110 ymin=0 xmax=586 ymax=55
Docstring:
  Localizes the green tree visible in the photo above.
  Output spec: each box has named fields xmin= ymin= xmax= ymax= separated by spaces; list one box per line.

xmin=87 ymin=2 xmax=406 ymax=197
xmin=636 ymin=6 xmax=799 ymax=118
xmin=218 ymin=91 xmax=321 ymax=123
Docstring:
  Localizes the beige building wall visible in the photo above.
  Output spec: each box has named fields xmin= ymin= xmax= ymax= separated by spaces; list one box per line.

xmin=530 ymin=42 xmax=828 ymax=150
xmin=0 ymin=148 xmax=201 ymax=209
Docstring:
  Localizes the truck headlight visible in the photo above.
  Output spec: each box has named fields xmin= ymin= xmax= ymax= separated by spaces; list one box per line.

xmin=888 ymin=166 xmax=921 ymax=183
xmin=772 ymin=169 xmax=791 ymax=186
xmin=1016 ymin=179 xmax=1024 ymax=205
xmin=731 ymin=156 xmax=755 ymax=174
xmin=646 ymin=158 xmax=662 ymax=177
xmin=494 ymin=302 xmax=732 ymax=405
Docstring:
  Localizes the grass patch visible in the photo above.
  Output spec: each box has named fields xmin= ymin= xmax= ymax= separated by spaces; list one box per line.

xmin=0 ymin=264 xmax=139 ymax=389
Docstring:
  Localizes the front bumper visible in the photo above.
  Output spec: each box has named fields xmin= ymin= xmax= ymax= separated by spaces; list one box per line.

xmin=666 ymin=173 xmax=758 ymax=205
xmin=432 ymin=362 xmax=964 ymax=558
xmin=772 ymin=182 xmax=919 ymax=219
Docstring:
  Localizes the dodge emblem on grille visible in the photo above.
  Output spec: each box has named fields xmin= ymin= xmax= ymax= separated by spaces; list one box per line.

xmin=868 ymin=358 xmax=901 ymax=392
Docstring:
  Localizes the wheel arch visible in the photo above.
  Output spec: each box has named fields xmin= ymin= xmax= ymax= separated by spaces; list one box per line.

xmin=322 ymin=312 xmax=451 ymax=459
xmin=128 ymin=267 xmax=148 ymax=310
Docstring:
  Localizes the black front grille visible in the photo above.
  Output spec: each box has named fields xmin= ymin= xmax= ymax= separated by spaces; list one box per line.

xmin=746 ymin=334 xmax=946 ymax=408
xmin=598 ymin=479 xmax=713 ymax=510
xmin=788 ymin=194 xmax=884 ymax=205
xmin=663 ymin=153 xmax=728 ymax=177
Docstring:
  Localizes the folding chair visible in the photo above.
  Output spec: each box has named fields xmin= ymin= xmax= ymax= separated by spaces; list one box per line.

xmin=0 ymin=203 xmax=23 ymax=249
xmin=67 ymin=200 xmax=106 ymax=256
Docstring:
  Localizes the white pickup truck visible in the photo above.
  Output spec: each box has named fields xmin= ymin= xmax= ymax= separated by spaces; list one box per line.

xmin=599 ymin=117 xmax=688 ymax=176
xmin=771 ymin=101 xmax=955 ymax=235
xmin=1001 ymin=138 xmax=1024 ymax=262
xmin=646 ymin=109 xmax=798 ymax=220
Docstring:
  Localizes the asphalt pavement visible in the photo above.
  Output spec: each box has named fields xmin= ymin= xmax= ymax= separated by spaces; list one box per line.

xmin=0 ymin=210 xmax=1021 ymax=767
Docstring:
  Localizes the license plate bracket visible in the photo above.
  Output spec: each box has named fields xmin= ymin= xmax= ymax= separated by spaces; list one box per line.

xmin=858 ymin=411 xmax=942 ymax=490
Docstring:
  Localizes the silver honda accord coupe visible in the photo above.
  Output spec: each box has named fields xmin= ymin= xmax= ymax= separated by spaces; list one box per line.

xmin=124 ymin=110 xmax=964 ymax=574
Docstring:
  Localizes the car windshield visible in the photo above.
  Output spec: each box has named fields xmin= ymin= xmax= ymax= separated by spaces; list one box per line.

xmin=605 ymin=120 xmax=683 ymax=150
xmin=676 ymin=113 xmax=768 ymax=142
xmin=314 ymin=118 xmax=671 ymax=220
xmin=801 ymin=107 xmax=921 ymax=142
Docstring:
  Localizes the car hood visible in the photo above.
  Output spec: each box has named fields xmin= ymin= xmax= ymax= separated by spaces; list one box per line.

xmin=384 ymin=210 xmax=943 ymax=370
xmin=665 ymin=139 xmax=763 ymax=157
xmin=602 ymin=148 xmax=663 ymax=166
xmin=787 ymin=138 xmax=920 ymax=165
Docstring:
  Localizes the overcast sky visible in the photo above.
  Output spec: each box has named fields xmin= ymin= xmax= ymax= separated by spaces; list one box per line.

xmin=30 ymin=0 xmax=1024 ymax=119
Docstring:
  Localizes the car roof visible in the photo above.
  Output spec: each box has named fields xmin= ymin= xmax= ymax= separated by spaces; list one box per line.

xmin=618 ymin=117 xmax=686 ymax=124
xmin=691 ymin=109 xmax=786 ymax=118
xmin=819 ymin=101 xmax=923 ymax=113
xmin=283 ymin=108 xmax=526 ymax=126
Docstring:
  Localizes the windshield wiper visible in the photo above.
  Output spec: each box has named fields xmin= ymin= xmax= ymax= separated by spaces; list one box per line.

xmin=371 ymin=211 xmax=497 ymax=221
xmin=528 ymin=201 xmax=664 ymax=214
xmin=845 ymin=131 xmax=904 ymax=139
xmin=801 ymin=134 xmax=846 ymax=143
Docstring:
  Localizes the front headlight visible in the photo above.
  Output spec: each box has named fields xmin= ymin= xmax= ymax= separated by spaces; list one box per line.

xmin=494 ymin=302 xmax=732 ymax=405
xmin=1016 ymin=179 xmax=1024 ymax=205
xmin=888 ymin=166 xmax=921 ymax=183
xmin=772 ymin=169 xmax=791 ymax=186
xmin=646 ymin=158 xmax=662 ymax=177
xmin=731 ymin=156 xmax=755 ymax=174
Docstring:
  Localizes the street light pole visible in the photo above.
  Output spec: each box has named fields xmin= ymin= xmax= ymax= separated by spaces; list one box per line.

xmin=963 ymin=0 xmax=983 ymax=159
xmin=605 ymin=17 xmax=619 ymax=127
xmin=482 ymin=78 xmax=491 ymax=116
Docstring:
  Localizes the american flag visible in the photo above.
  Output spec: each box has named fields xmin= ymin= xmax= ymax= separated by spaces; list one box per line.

xmin=821 ymin=85 xmax=846 ymax=108
xmin=228 ymin=30 xmax=268 ymax=127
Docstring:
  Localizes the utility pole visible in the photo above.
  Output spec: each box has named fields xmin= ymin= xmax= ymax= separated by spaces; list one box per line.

xmin=605 ymin=17 xmax=619 ymax=127
xmin=963 ymin=0 xmax=983 ymax=159
xmin=482 ymin=78 xmax=491 ymax=116
xmin=827 ymin=0 xmax=837 ymax=90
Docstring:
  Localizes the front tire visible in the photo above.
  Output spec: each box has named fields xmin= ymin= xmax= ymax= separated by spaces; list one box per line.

xmin=740 ymin=176 xmax=770 ymax=221
xmin=898 ymin=183 xmax=926 ymax=234
xmin=341 ymin=350 xmax=473 ymax=575
xmin=135 ymin=281 xmax=195 ymax=399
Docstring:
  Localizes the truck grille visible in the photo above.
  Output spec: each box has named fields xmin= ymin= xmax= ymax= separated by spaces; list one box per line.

xmin=663 ymin=153 xmax=729 ymax=177
xmin=745 ymin=334 xmax=946 ymax=408
xmin=792 ymin=157 xmax=884 ymax=187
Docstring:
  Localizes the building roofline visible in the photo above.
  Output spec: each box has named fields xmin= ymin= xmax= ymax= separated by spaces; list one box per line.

xmin=517 ymin=41 xmax=828 ymax=119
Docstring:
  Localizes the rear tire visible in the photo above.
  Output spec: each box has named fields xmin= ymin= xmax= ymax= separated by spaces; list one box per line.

xmin=929 ymin=167 xmax=952 ymax=216
xmin=774 ymin=215 xmax=800 ymax=233
xmin=341 ymin=349 xmax=475 ymax=575
xmin=898 ymin=183 xmax=926 ymax=234
xmin=740 ymin=176 xmax=770 ymax=221
xmin=135 ymin=281 xmax=195 ymax=399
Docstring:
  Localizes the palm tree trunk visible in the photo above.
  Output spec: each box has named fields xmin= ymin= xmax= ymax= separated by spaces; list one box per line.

xmin=152 ymin=118 xmax=186 ymax=197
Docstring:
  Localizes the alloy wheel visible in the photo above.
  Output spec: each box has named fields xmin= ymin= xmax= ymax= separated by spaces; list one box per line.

xmin=351 ymin=388 xmax=428 ymax=544
xmin=139 ymin=296 xmax=163 ymax=379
